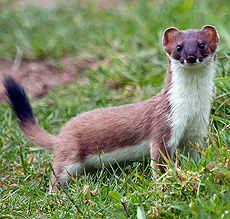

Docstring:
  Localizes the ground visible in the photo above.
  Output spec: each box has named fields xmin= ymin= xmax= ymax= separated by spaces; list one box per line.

xmin=0 ymin=56 xmax=109 ymax=101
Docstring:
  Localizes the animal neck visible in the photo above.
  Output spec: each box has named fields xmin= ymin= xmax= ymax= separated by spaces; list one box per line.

xmin=168 ymin=57 xmax=216 ymax=107
xmin=164 ymin=57 xmax=216 ymax=151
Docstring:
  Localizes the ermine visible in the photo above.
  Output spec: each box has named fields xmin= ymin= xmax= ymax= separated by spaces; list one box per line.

xmin=4 ymin=25 xmax=218 ymax=185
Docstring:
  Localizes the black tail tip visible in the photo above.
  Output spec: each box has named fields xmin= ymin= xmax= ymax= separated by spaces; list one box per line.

xmin=3 ymin=75 xmax=35 ymax=123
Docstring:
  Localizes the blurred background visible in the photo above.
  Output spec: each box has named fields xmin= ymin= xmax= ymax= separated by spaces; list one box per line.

xmin=0 ymin=0 xmax=229 ymax=103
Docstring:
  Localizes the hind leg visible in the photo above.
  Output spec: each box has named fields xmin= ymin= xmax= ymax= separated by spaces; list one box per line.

xmin=48 ymin=159 xmax=64 ymax=192
xmin=51 ymin=149 xmax=84 ymax=187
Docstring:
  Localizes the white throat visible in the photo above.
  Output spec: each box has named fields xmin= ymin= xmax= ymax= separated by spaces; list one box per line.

xmin=168 ymin=56 xmax=216 ymax=152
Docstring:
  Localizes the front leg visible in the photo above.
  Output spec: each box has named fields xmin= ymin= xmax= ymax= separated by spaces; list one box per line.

xmin=180 ymin=135 xmax=205 ymax=163
xmin=150 ymin=141 xmax=172 ymax=175
xmin=190 ymin=137 xmax=205 ymax=162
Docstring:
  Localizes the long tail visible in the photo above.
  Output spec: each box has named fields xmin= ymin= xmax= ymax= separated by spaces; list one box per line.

xmin=4 ymin=76 xmax=56 ymax=150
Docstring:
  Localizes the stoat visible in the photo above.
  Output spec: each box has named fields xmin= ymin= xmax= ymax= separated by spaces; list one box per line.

xmin=4 ymin=25 xmax=219 ymax=185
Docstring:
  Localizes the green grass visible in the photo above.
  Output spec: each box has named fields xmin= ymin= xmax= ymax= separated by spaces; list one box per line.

xmin=0 ymin=0 xmax=230 ymax=218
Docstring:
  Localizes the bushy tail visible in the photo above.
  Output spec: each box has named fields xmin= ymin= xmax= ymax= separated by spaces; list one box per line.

xmin=4 ymin=76 xmax=56 ymax=150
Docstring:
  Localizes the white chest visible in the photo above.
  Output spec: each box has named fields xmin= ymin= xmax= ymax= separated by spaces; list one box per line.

xmin=168 ymin=59 xmax=216 ymax=151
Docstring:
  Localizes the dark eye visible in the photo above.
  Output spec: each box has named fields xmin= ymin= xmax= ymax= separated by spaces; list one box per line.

xmin=198 ymin=43 xmax=205 ymax=50
xmin=176 ymin=45 xmax=182 ymax=52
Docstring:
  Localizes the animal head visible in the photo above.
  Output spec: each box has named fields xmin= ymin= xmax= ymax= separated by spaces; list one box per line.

xmin=163 ymin=25 xmax=219 ymax=66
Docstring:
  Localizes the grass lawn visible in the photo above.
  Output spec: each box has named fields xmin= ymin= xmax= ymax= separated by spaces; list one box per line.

xmin=0 ymin=0 xmax=229 ymax=218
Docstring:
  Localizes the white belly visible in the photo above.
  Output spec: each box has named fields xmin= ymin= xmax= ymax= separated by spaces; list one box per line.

xmin=60 ymin=141 xmax=151 ymax=182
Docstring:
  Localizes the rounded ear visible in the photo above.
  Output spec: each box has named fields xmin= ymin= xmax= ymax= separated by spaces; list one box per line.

xmin=201 ymin=25 xmax=219 ymax=51
xmin=162 ymin=27 xmax=179 ymax=47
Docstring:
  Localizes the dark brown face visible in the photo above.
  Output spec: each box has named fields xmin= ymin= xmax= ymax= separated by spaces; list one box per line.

xmin=163 ymin=25 xmax=219 ymax=65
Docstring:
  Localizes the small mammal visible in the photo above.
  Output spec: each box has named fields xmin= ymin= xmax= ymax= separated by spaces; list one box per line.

xmin=4 ymin=25 xmax=218 ymax=185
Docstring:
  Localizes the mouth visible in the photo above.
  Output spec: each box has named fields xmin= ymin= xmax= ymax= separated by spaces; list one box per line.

xmin=181 ymin=61 xmax=204 ymax=69
xmin=185 ymin=60 xmax=201 ymax=65
xmin=180 ymin=56 xmax=203 ymax=65
xmin=179 ymin=56 xmax=206 ymax=68
xmin=170 ymin=55 xmax=213 ymax=69
xmin=181 ymin=63 xmax=201 ymax=70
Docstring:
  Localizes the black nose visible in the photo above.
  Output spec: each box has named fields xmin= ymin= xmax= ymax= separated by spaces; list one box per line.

xmin=186 ymin=56 xmax=197 ymax=63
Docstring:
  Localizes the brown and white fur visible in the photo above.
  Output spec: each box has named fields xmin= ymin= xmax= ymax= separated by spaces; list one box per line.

xmin=4 ymin=25 xmax=219 ymax=185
